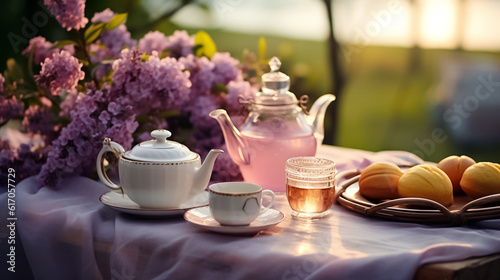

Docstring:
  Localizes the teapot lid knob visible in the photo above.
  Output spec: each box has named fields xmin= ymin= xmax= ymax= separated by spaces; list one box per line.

xmin=151 ymin=130 xmax=172 ymax=146
xmin=125 ymin=129 xmax=195 ymax=161
xmin=269 ymin=56 xmax=282 ymax=72
xmin=261 ymin=56 xmax=290 ymax=94
xmin=254 ymin=56 xmax=297 ymax=106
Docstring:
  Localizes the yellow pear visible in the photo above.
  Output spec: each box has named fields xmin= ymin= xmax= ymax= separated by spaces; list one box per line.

xmin=398 ymin=164 xmax=453 ymax=206
xmin=359 ymin=162 xmax=403 ymax=200
xmin=460 ymin=162 xmax=500 ymax=199
xmin=436 ymin=155 xmax=476 ymax=193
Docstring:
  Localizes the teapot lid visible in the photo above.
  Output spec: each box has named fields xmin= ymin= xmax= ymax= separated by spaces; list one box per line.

xmin=123 ymin=130 xmax=197 ymax=162
xmin=255 ymin=57 xmax=297 ymax=106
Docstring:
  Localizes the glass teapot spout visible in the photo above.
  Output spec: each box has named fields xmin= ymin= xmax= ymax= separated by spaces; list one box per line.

xmin=209 ymin=109 xmax=251 ymax=165
xmin=307 ymin=94 xmax=336 ymax=146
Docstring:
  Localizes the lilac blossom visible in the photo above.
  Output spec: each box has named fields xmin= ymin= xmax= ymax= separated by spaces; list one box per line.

xmin=0 ymin=95 xmax=24 ymax=123
xmin=89 ymin=44 xmax=113 ymax=81
xmin=35 ymin=50 xmax=85 ymax=95
xmin=22 ymin=105 xmax=57 ymax=143
xmin=38 ymin=85 xmax=138 ymax=187
xmin=59 ymin=89 xmax=80 ymax=119
xmin=0 ymin=140 xmax=48 ymax=185
xmin=110 ymin=49 xmax=142 ymax=97
xmin=165 ymin=30 xmax=194 ymax=58
xmin=44 ymin=0 xmax=88 ymax=31
xmin=212 ymin=52 xmax=241 ymax=84
xmin=89 ymin=9 xmax=137 ymax=80
xmin=90 ymin=9 xmax=136 ymax=61
xmin=188 ymin=95 xmax=219 ymax=129
xmin=225 ymin=80 xmax=257 ymax=115
xmin=180 ymin=55 xmax=216 ymax=96
xmin=101 ymin=25 xmax=136 ymax=56
xmin=138 ymin=31 xmax=169 ymax=55
xmin=89 ymin=44 xmax=108 ymax=64
xmin=22 ymin=36 xmax=75 ymax=65
xmin=139 ymin=52 xmax=191 ymax=111
xmin=211 ymin=145 xmax=243 ymax=182
xmin=0 ymin=73 xmax=4 ymax=93
xmin=189 ymin=127 xmax=242 ymax=183
xmin=89 ymin=24 xmax=137 ymax=71
xmin=112 ymin=50 xmax=191 ymax=115
xmin=91 ymin=8 xmax=114 ymax=22
xmin=20 ymin=31 xmax=252 ymax=186
xmin=173 ymin=52 xmax=251 ymax=183
xmin=190 ymin=126 xmax=225 ymax=159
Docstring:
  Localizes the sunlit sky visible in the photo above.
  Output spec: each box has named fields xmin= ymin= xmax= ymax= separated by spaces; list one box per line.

xmin=144 ymin=0 xmax=500 ymax=51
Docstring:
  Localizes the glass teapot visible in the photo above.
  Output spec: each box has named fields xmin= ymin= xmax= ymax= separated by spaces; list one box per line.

xmin=210 ymin=57 xmax=335 ymax=192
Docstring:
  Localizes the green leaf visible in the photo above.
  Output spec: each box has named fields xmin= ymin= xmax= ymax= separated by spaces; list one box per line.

xmin=159 ymin=49 xmax=170 ymax=59
xmin=84 ymin=22 xmax=105 ymax=44
xmin=141 ymin=53 xmax=151 ymax=62
xmin=50 ymin=40 xmax=77 ymax=50
xmin=104 ymin=13 xmax=127 ymax=31
xmin=6 ymin=58 xmax=24 ymax=83
xmin=27 ymin=46 xmax=35 ymax=77
xmin=158 ymin=110 xmax=180 ymax=119
xmin=197 ymin=3 xmax=210 ymax=11
xmin=100 ymin=59 xmax=115 ymax=65
xmin=258 ymin=37 xmax=267 ymax=62
xmin=135 ymin=115 xmax=150 ymax=123
xmin=194 ymin=31 xmax=217 ymax=58
xmin=78 ymin=58 xmax=89 ymax=66
xmin=192 ymin=44 xmax=203 ymax=55
xmin=211 ymin=83 xmax=228 ymax=94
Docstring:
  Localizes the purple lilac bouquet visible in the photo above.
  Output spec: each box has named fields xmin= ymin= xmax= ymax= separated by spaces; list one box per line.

xmin=0 ymin=1 xmax=261 ymax=187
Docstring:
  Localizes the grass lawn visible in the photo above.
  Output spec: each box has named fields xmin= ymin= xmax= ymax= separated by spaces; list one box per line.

xmin=339 ymin=46 xmax=500 ymax=163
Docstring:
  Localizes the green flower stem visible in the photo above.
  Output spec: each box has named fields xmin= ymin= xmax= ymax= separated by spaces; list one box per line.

xmin=77 ymin=29 xmax=100 ymax=89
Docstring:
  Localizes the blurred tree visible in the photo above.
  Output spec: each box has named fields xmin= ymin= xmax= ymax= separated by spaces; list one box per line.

xmin=409 ymin=0 xmax=421 ymax=73
xmin=323 ymin=0 xmax=345 ymax=145
xmin=128 ymin=0 xmax=195 ymax=34
xmin=456 ymin=0 xmax=466 ymax=51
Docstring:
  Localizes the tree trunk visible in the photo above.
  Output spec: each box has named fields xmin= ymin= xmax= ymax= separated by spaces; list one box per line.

xmin=323 ymin=0 xmax=345 ymax=145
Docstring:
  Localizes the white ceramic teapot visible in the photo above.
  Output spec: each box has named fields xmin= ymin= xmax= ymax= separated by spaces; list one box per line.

xmin=96 ymin=129 xmax=223 ymax=208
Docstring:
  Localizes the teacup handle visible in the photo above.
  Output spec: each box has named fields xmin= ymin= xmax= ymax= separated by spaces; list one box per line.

xmin=96 ymin=138 xmax=124 ymax=193
xmin=260 ymin=190 xmax=275 ymax=214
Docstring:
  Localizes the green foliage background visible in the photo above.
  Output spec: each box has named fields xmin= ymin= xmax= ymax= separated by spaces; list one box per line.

xmin=2 ymin=0 xmax=499 ymax=163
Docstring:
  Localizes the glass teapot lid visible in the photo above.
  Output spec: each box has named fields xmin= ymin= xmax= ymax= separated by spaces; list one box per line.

xmin=255 ymin=57 xmax=298 ymax=106
xmin=123 ymin=130 xmax=196 ymax=162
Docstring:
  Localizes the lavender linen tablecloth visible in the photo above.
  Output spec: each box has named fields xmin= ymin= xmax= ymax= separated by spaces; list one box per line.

xmin=6 ymin=145 xmax=500 ymax=280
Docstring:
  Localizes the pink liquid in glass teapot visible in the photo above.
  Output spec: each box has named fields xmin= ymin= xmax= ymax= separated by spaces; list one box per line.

xmin=210 ymin=57 xmax=335 ymax=192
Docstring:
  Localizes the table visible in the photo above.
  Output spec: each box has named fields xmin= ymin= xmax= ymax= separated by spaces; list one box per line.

xmin=2 ymin=145 xmax=500 ymax=280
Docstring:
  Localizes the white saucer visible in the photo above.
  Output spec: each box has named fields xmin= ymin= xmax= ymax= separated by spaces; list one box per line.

xmin=99 ymin=191 xmax=209 ymax=217
xmin=184 ymin=206 xmax=284 ymax=235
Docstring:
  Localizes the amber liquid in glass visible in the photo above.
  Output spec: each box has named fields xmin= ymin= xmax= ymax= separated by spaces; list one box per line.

xmin=287 ymin=185 xmax=335 ymax=213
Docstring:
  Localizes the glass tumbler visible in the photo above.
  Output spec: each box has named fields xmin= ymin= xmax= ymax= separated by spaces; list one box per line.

xmin=286 ymin=157 xmax=337 ymax=219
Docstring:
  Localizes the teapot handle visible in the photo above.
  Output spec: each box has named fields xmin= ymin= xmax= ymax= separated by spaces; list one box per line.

xmin=96 ymin=138 xmax=125 ymax=193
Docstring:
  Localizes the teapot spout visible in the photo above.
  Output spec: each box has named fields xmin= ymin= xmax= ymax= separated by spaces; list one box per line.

xmin=209 ymin=109 xmax=251 ymax=165
xmin=307 ymin=94 xmax=336 ymax=146
xmin=192 ymin=149 xmax=224 ymax=195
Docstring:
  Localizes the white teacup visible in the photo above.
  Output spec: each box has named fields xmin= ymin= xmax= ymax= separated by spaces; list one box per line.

xmin=209 ymin=182 xmax=275 ymax=226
